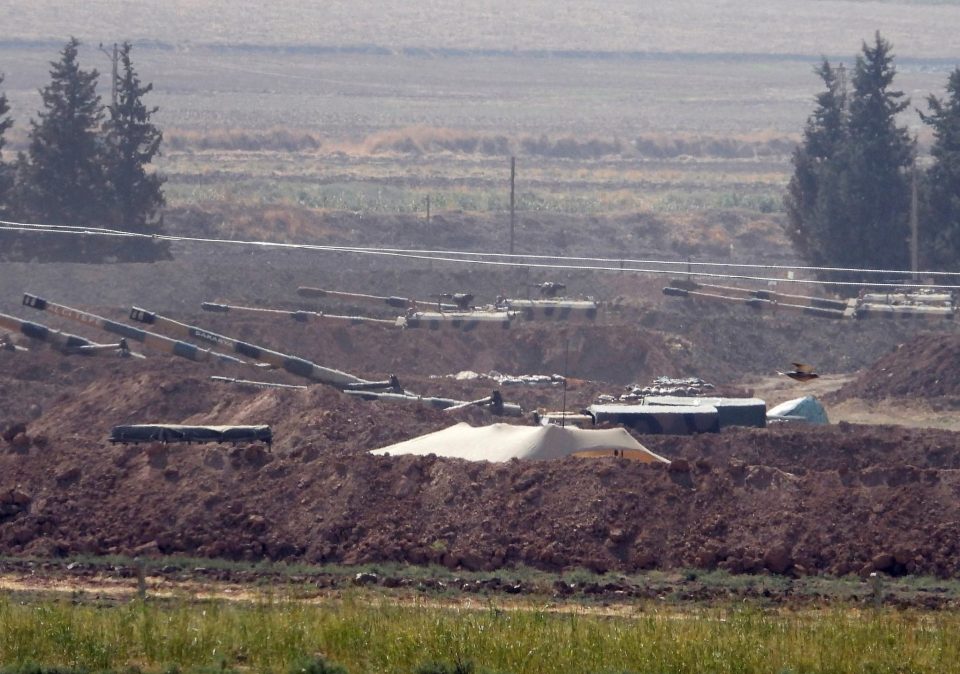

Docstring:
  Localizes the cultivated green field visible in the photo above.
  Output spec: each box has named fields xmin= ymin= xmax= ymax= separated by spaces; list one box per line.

xmin=2 ymin=595 xmax=960 ymax=674
xmin=1 ymin=2 xmax=956 ymax=221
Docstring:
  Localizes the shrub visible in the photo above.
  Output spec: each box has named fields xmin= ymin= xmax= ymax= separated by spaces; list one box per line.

xmin=287 ymin=655 xmax=348 ymax=674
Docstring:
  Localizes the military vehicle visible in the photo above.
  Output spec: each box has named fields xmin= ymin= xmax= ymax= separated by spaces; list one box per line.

xmin=18 ymin=292 xmax=523 ymax=416
xmin=129 ymin=305 xmax=369 ymax=388
xmin=127 ymin=305 xmax=522 ymax=415
xmin=201 ymin=302 xmax=399 ymax=327
xmin=662 ymin=280 xmax=957 ymax=321
xmin=294 ymin=282 xmax=599 ymax=328
xmin=109 ymin=424 xmax=273 ymax=446
xmin=21 ymin=294 xmax=248 ymax=365
xmin=297 ymin=287 xmax=460 ymax=312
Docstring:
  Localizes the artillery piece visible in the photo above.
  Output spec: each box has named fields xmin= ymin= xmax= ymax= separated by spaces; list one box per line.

xmin=21 ymin=294 xmax=248 ymax=365
xmin=296 ymin=283 xmax=599 ymax=327
xmin=129 ymin=306 xmax=368 ymax=388
xmin=201 ymin=302 xmax=400 ymax=327
xmin=662 ymin=280 xmax=957 ymax=321
xmin=18 ymin=293 xmax=522 ymax=415
xmin=495 ymin=281 xmax=599 ymax=322
xmin=534 ymin=281 xmax=566 ymax=298
xmin=2 ymin=310 xmax=134 ymax=356
xmin=129 ymin=305 xmax=522 ymax=415
xmin=296 ymin=286 xmax=516 ymax=329
xmin=432 ymin=292 xmax=475 ymax=311
xmin=297 ymin=287 xmax=460 ymax=312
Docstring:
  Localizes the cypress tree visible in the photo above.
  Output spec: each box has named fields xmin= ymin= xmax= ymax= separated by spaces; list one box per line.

xmin=0 ymin=73 xmax=12 ymax=216
xmin=843 ymin=32 xmax=913 ymax=273
xmin=784 ymin=59 xmax=848 ymax=267
xmin=920 ymin=68 xmax=960 ymax=269
xmin=104 ymin=41 xmax=165 ymax=235
xmin=784 ymin=33 xmax=913 ymax=283
xmin=21 ymin=37 xmax=107 ymax=227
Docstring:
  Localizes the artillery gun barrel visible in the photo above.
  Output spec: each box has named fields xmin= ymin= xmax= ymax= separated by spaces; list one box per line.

xmin=2 ymin=309 xmax=139 ymax=355
xmin=442 ymin=392 xmax=507 ymax=413
xmin=297 ymin=287 xmax=459 ymax=312
xmin=210 ymin=376 xmax=309 ymax=390
xmin=201 ymin=301 xmax=399 ymax=326
xmin=1 ymin=311 xmax=98 ymax=353
xmin=21 ymin=294 xmax=246 ymax=365
xmin=129 ymin=306 xmax=367 ymax=388
xmin=681 ymin=281 xmax=850 ymax=312
xmin=0 ymin=337 xmax=27 ymax=352
xmin=64 ymin=342 xmax=144 ymax=358
xmin=662 ymin=287 xmax=846 ymax=319
xmin=342 ymin=389 xmax=523 ymax=417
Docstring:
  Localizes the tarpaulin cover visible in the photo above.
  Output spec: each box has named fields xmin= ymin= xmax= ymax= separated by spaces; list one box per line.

xmin=109 ymin=424 xmax=272 ymax=445
xmin=371 ymin=422 xmax=669 ymax=463
xmin=767 ymin=396 xmax=829 ymax=424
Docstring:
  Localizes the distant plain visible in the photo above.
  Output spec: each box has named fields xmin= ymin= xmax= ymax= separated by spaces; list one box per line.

xmin=0 ymin=2 xmax=958 ymax=223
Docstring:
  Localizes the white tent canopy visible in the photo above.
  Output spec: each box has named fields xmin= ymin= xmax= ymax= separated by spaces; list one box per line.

xmin=370 ymin=422 xmax=670 ymax=463
xmin=767 ymin=395 xmax=829 ymax=424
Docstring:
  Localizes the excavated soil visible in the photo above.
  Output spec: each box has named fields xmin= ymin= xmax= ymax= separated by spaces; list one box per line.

xmin=830 ymin=333 xmax=960 ymax=402
xmin=3 ymin=209 xmax=960 ymax=581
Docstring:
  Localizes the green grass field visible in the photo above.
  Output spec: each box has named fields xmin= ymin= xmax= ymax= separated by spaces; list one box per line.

xmin=1 ymin=594 xmax=959 ymax=674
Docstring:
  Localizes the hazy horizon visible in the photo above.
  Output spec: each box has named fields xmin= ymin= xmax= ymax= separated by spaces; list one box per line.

xmin=1 ymin=1 xmax=959 ymax=60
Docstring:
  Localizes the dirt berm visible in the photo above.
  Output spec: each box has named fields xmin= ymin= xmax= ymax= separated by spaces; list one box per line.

xmin=2 ymin=206 xmax=959 ymax=579
xmin=3 ymin=349 xmax=960 ymax=579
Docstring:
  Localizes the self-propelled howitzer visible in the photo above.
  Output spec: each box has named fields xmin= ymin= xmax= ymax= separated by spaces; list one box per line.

xmin=297 ymin=286 xmax=460 ymax=312
xmin=21 ymin=294 xmax=247 ymax=365
xmin=128 ymin=306 xmax=367 ymax=389
xmin=201 ymin=302 xmax=400 ymax=327
xmin=0 ymin=311 xmax=128 ymax=355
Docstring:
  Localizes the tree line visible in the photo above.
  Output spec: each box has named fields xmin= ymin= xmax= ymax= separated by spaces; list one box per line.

xmin=0 ymin=38 xmax=167 ymax=262
xmin=786 ymin=32 xmax=960 ymax=284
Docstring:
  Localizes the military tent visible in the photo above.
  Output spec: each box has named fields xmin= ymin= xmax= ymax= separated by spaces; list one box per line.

xmin=370 ymin=422 xmax=669 ymax=463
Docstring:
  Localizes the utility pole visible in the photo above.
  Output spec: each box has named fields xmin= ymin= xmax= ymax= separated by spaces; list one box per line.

xmin=509 ymin=156 xmax=516 ymax=254
xmin=910 ymin=158 xmax=919 ymax=280
xmin=99 ymin=42 xmax=118 ymax=109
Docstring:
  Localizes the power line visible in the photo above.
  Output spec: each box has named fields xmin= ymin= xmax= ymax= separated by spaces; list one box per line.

xmin=4 ymin=217 xmax=955 ymax=278
xmin=2 ymin=218 xmax=960 ymax=290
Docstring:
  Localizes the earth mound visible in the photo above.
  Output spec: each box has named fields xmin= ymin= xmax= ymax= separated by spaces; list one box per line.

xmin=831 ymin=334 xmax=960 ymax=401
xmin=4 ymin=348 xmax=960 ymax=578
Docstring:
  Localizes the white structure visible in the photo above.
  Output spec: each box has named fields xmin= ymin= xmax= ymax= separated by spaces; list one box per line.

xmin=371 ymin=422 xmax=669 ymax=463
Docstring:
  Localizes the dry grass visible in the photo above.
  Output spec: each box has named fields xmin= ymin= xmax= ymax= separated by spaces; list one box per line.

xmin=163 ymin=125 xmax=800 ymax=162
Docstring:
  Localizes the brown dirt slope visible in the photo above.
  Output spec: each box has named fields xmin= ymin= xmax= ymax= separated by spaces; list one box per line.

xmin=831 ymin=334 xmax=960 ymax=401
xmin=4 ymin=349 xmax=960 ymax=579
xmin=3 ymin=205 xmax=960 ymax=580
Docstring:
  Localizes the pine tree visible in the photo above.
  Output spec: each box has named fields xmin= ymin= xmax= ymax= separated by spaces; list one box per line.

xmin=920 ymin=67 xmax=960 ymax=269
xmin=104 ymin=41 xmax=165 ymax=234
xmin=784 ymin=59 xmax=848 ymax=266
xmin=784 ymin=33 xmax=913 ymax=282
xmin=21 ymin=37 xmax=107 ymax=227
xmin=843 ymin=32 xmax=913 ymax=272
xmin=0 ymin=73 xmax=13 ymax=216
